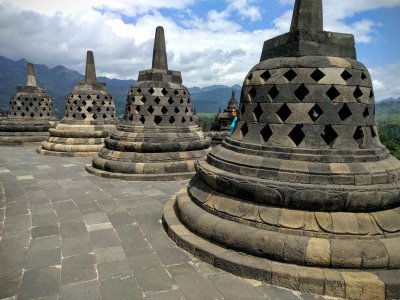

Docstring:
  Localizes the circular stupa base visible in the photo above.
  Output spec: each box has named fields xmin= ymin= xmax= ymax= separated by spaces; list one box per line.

xmin=37 ymin=148 xmax=99 ymax=157
xmin=85 ymin=164 xmax=194 ymax=181
xmin=0 ymin=132 xmax=50 ymax=146
xmin=163 ymin=188 xmax=400 ymax=300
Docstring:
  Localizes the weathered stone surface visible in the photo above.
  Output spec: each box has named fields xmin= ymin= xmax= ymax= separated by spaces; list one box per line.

xmin=342 ymin=272 xmax=385 ymax=300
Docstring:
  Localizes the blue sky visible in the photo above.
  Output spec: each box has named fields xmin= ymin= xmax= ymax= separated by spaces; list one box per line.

xmin=0 ymin=0 xmax=399 ymax=100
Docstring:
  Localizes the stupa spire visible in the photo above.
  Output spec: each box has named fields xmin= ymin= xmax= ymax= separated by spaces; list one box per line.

xmin=152 ymin=26 xmax=168 ymax=70
xmin=231 ymin=91 xmax=235 ymax=99
xmin=85 ymin=50 xmax=97 ymax=84
xmin=26 ymin=63 xmax=37 ymax=87
xmin=290 ymin=0 xmax=323 ymax=31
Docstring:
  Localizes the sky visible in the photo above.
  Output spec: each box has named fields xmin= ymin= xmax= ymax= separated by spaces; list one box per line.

xmin=0 ymin=0 xmax=400 ymax=100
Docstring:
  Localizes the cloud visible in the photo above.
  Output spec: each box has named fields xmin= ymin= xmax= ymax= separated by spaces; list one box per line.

xmin=369 ymin=62 xmax=400 ymax=101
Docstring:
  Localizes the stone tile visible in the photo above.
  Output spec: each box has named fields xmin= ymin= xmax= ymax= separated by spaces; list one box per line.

xmin=135 ymin=265 xmax=175 ymax=292
xmin=30 ymin=203 xmax=54 ymax=215
xmin=0 ymin=270 xmax=22 ymax=299
xmin=60 ymin=221 xmax=87 ymax=238
xmin=157 ymin=247 xmax=191 ymax=266
xmin=257 ymin=283 xmax=302 ymax=300
xmin=174 ymin=272 xmax=224 ymax=300
xmin=86 ymin=222 xmax=113 ymax=232
xmin=208 ymin=273 xmax=265 ymax=300
xmin=0 ymin=247 xmax=27 ymax=272
xmin=83 ymin=212 xmax=109 ymax=225
xmin=31 ymin=224 xmax=59 ymax=238
xmin=61 ymin=265 xmax=97 ymax=285
xmin=128 ymin=251 xmax=163 ymax=270
xmin=27 ymin=248 xmax=61 ymax=269
xmin=17 ymin=175 xmax=34 ymax=180
xmin=30 ymin=236 xmax=61 ymax=252
xmin=62 ymin=235 xmax=92 ymax=257
xmin=107 ymin=211 xmax=135 ymax=226
xmin=145 ymin=289 xmax=185 ymax=300
xmin=97 ymin=260 xmax=132 ymax=281
xmin=100 ymin=276 xmax=142 ymax=300
xmin=31 ymin=212 xmax=58 ymax=226
xmin=0 ymin=228 xmax=31 ymax=249
xmin=60 ymin=280 xmax=101 ymax=300
xmin=89 ymin=228 xmax=120 ymax=248
xmin=94 ymin=246 xmax=126 ymax=264
xmin=166 ymin=263 xmax=197 ymax=276
xmin=18 ymin=267 xmax=60 ymax=300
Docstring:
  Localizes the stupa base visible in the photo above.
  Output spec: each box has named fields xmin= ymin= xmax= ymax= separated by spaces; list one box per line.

xmin=163 ymin=188 xmax=400 ymax=300
xmin=85 ymin=164 xmax=194 ymax=181
xmin=206 ymin=131 xmax=230 ymax=147
xmin=37 ymin=148 xmax=99 ymax=157
xmin=0 ymin=132 xmax=49 ymax=146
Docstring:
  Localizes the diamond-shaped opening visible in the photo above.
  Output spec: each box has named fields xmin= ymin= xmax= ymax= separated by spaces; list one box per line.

xmin=17 ymin=97 xmax=20 ymax=100
xmin=97 ymin=107 xmax=101 ymax=112
xmin=353 ymin=126 xmax=365 ymax=146
xmin=96 ymin=95 xmax=100 ymax=99
xmin=21 ymin=112 xmax=25 ymax=117
xmin=135 ymin=106 xmax=140 ymax=112
xmin=148 ymin=87 xmax=155 ymax=95
xmin=361 ymin=72 xmax=367 ymax=80
xmin=77 ymin=107 xmax=82 ymax=112
xmin=154 ymin=97 xmax=161 ymax=105
xmin=87 ymin=107 xmax=92 ymax=113
xmin=101 ymin=101 xmax=106 ymax=105
xmin=182 ymin=117 xmax=186 ymax=123
xmin=129 ymin=115 xmax=133 ymax=121
xmin=371 ymin=126 xmax=377 ymax=138
xmin=276 ymin=103 xmax=292 ymax=122
xmin=82 ymin=113 xmax=87 ymax=119
xmin=40 ymin=113 xmax=43 ymax=117
xmin=168 ymin=98 xmax=174 ymax=105
xmin=29 ymin=102 xmax=33 ymax=106
xmin=267 ymin=85 xmax=279 ymax=100
xmin=260 ymin=70 xmax=271 ymax=83
xmin=73 ymin=100 xmax=77 ymax=105
xmin=47 ymin=113 xmax=50 ymax=116
xmin=161 ymin=88 xmax=168 ymax=96
xmin=289 ymin=125 xmax=305 ymax=146
xmin=284 ymin=69 xmax=297 ymax=82
xmin=30 ymin=112 xmax=34 ymax=118
xmin=105 ymin=96 xmax=108 ymax=100
xmin=93 ymin=114 xmax=97 ymax=119
xmin=369 ymin=90 xmax=374 ymax=98
xmin=180 ymin=98 xmax=184 ymax=104
xmin=174 ymin=107 xmax=180 ymax=114
xmin=103 ymin=114 xmax=107 ymax=119
xmin=248 ymin=87 xmax=257 ymax=100
xmin=141 ymin=96 xmax=146 ymax=104
xmin=174 ymin=90 xmax=179 ymax=96
xmin=25 ymin=107 xmax=29 ymax=112
xmin=294 ymin=84 xmax=309 ymax=102
xmin=82 ymin=100 xmax=87 ymax=106
xmin=308 ymin=104 xmax=323 ymax=122
xmin=353 ymin=86 xmax=363 ymax=100
xmin=247 ymin=73 xmax=253 ymax=81
xmin=253 ymin=103 xmax=263 ymax=122
xmin=86 ymin=95 xmax=91 ymax=100
xmin=154 ymin=116 xmax=162 ymax=125
xmin=92 ymin=101 xmax=96 ymax=105
xmin=25 ymin=97 xmax=28 ymax=101
xmin=169 ymin=116 xmax=175 ymax=124
xmin=187 ymin=98 xmax=191 ymax=103
xmin=341 ymin=70 xmax=352 ymax=81
xmin=139 ymin=116 xmax=145 ymax=124
xmin=137 ymin=88 xmax=142 ymax=93
xmin=161 ymin=106 xmax=168 ymax=114
xmin=363 ymin=107 xmax=369 ymax=117
xmin=321 ymin=125 xmax=338 ymax=147
xmin=311 ymin=69 xmax=325 ymax=82
xmin=185 ymin=107 xmax=189 ymax=113
xmin=326 ymin=85 xmax=340 ymax=101
xmin=183 ymin=91 xmax=187 ymax=95
xmin=240 ymin=122 xmax=249 ymax=138
xmin=260 ymin=125 xmax=273 ymax=143
xmin=33 ymin=98 xmax=37 ymax=101
xmin=338 ymin=103 xmax=352 ymax=120
xmin=148 ymin=106 xmax=155 ymax=114
xmin=189 ymin=116 xmax=193 ymax=122
xmin=17 ymin=107 xmax=21 ymax=111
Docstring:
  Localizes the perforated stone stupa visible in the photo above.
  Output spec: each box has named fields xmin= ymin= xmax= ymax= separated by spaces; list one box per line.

xmin=0 ymin=63 xmax=56 ymax=146
xmin=207 ymin=91 xmax=238 ymax=145
xmin=37 ymin=51 xmax=117 ymax=156
xmin=163 ymin=1 xmax=400 ymax=299
xmin=86 ymin=26 xmax=211 ymax=180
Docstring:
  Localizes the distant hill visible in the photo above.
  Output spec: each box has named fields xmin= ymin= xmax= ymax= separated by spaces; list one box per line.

xmin=0 ymin=56 xmax=241 ymax=117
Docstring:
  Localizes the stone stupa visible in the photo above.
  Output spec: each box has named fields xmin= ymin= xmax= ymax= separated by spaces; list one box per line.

xmin=163 ymin=1 xmax=400 ymax=299
xmin=86 ymin=26 xmax=211 ymax=180
xmin=37 ymin=51 xmax=117 ymax=156
xmin=0 ymin=63 xmax=56 ymax=146
xmin=207 ymin=91 xmax=238 ymax=145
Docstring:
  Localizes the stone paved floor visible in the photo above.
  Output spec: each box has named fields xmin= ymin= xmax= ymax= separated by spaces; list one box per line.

xmin=0 ymin=147 xmax=337 ymax=300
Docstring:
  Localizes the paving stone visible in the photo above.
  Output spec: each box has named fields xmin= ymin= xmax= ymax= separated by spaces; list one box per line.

xmin=83 ymin=212 xmax=109 ymax=225
xmin=145 ymin=289 xmax=185 ymax=300
xmin=0 ymin=247 xmax=27 ymax=272
xmin=62 ymin=235 xmax=92 ymax=257
xmin=31 ymin=212 xmax=58 ymax=226
xmin=97 ymin=260 xmax=132 ymax=281
xmin=166 ymin=263 xmax=197 ymax=276
xmin=30 ymin=236 xmax=61 ymax=252
xmin=100 ymin=276 xmax=142 ymax=300
xmin=0 ymin=270 xmax=22 ymax=299
xmin=27 ymin=248 xmax=61 ymax=269
xmin=94 ymin=246 xmax=126 ymax=264
xmin=18 ymin=267 xmax=60 ymax=300
xmin=173 ymin=272 xmax=224 ymax=300
xmin=157 ymin=247 xmax=191 ymax=266
xmin=107 ymin=211 xmax=135 ymax=226
xmin=60 ymin=221 xmax=87 ymax=238
xmin=128 ymin=251 xmax=163 ymax=270
xmin=60 ymin=280 xmax=101 ymax=300
xmin=258 ymin=283 xmax=301 ymax=300
xmin=89 ymin=228 xmax=120 ymax=248
xmin=135 ymin=265 xmax=175 ymax=292
xmin=31 ymin=224 xmax=59 ymax=238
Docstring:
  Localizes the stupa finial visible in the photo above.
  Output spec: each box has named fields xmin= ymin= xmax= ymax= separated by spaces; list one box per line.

xmin=85 ymin=50 xmax=97 ymax=84
xmin=231 ymin=91 xmax=236 ymax=99
xmin=26 ymin=63 xmax=37 ymax=87
xmin=152 ymin=26 xmax=168 ymax=70
xmin=290 ymin=0 xmax=323 ymax=31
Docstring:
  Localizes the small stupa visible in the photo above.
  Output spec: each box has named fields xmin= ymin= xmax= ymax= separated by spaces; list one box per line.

xmin=37 ymin=51 xmax=117 ymax=156
xmin=207 ymin=91 xmax=238 ymax=145
xmin=163 ymin=1 xmax=400 ymax=299
xmin=0 ymin=63 xmax=56 ymax=146
xmin=86 ymin=26 xmax=211 ymax=180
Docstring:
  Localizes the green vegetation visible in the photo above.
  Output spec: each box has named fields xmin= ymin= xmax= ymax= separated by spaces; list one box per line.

xmin=376 ymin=102 xmax=400 ymax=159
xmin=197 ymin=112 xmax=216 ymax=131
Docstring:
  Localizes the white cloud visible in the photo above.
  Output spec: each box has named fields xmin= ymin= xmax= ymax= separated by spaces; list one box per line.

xmin=369 ymin=63 xmax=400 ymax=101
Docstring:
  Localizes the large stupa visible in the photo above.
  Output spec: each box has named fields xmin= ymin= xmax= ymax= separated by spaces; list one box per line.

xmin=86 ymin=27 xmax=211 ymax=180
xmin=37 ymin=51 xmax=117 ymax=156
xmin=0 ymin=63 xmax=56 ymax=146
xmin=163 ymin=1 xmax=400 ymax=299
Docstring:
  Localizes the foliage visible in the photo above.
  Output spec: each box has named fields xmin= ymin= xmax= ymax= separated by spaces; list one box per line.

xmin=197 ymin=112 xmax=216 ymax=131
